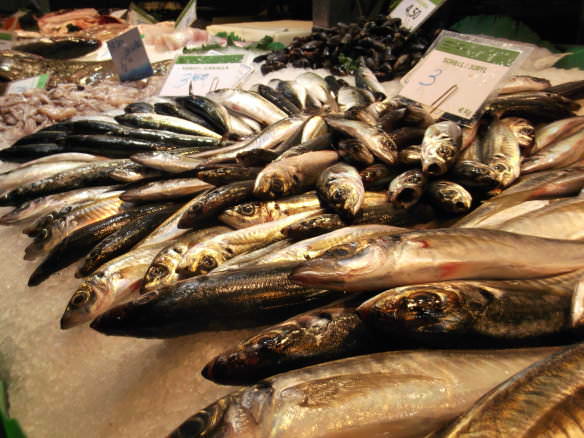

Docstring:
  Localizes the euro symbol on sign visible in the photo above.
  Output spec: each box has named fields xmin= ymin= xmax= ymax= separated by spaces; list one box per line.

xmin=419 ymin=69 xmax=442 ymax=86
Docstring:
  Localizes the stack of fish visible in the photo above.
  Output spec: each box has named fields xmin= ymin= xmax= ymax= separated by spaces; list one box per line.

xmin=2 ymin=66 xmax=584 ymax=437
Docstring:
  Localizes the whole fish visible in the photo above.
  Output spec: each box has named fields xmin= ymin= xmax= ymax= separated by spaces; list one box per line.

xmin=498 ymin=197 xmax=584 ymax=240
xmin=486 ymin=91 xmax=579 ymax=121
xmin=153 ymin=102 xmax=216 ymax=131
xmin=300 ymin=116 xmax=327 ymax=143
xmin=461 ymin=200 xmax=552 ymax=230
xmin=120 ymin=178 xmax=213 ymax=203
xmin=277 ymin=80 xmax=307 ymax=110
xmin=114 ymin=113 xmax=221 ymax=139
xmin=253 ymin=150 xmax=339 ymax=199
xmin=129 ymin=151 xmax=203 ymax=174
xmin=60 ymin=244 xmax=165 ymax=329
xmin=421 ymin=121 xmax=462 ymax=176
xmin=325 ymin=116 xmax=398 ymax=165
xmin=482 ymin=118 xmax=521 ymax=188
xmin=451 ymin=160 xmax=499 ymax=190
xmin=532 ymin=116 xmax=584 ymax=154
xmin=0 ymin=143 xmax=67 ymax=161
xmin=258 ymin=224 xmax=404 ymax=266
xmin=316 ymin=162 xmax=364 ymax=217
xmin=355 ymin=63 xmax=387 ymax=100
xmin=76 ymin=203 xmax=179 ymax=276
xmin=427 ymin=180 xmax=473 ymax=215
xmin=0 ymin=186 xmax=116 ymax=225
xmin=28 ymin=203 xmax=171 ymax=286
xmin=256 ymin=84 xmax=301 ymax=116
xmin=175 ymin=96 xmax=230 ymax=134
xmin=337 ymin=85 xmax=374 ymax=111
xmin=358 ymin=280 xmax=573 ymax=346
xmin=203 ymin=296 xmax=374 ymax=385
xmin=0 ymin=159 xmax=127 ymax=206
xmin=178 ymin=210 xmax=322 ymax=276
xmin=90 ymin=263 xmax=342 ymax=338
xmin=61 ymin=134 xmax=185 ymax=157
xmin=498 ymin=75 xmax=551 ymax=95
xmin=168 ymin=347 xmax=558 ymax=438
xmin=11 ymin=131 xmax=67 ymax=147
xmin=295 ymin=71 xmax=331 ymax=105
xmin=141 ymin=226 xmax=230 ymax=292
xmin=177 ymin=180 xmax=254 ymax=228
xmin=207 ymin=89 xmax=287 ymax=125
xmin=521 ymin=127 xmax=584 ymax=174
xmin=219 ymin=191 xmax=323 ymax=229
xmin=23 ymin=192 xmax=126 ymax=260
xmin=388 ymin=169 xmax=427 ymax=209
xmin=290 ymin=228 xmax=584 ymax=292
xmin=0 ymin=160 xmax=88 ymax=192
xmin=0 ymin=152 xmax=105 ymax=170
xmin=336 ymin=138 xmax=376 ymax=166
xmin=429 ymin=343 xmax=584 ymax=438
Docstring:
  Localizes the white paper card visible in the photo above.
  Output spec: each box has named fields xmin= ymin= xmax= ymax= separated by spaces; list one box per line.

xmin=4 ymin=74 xmax=49 ymax=95
xmin=389 ymin=0 xmax=446 ymax=32
xmin=107 ymin=27 xmax=153 ymax=81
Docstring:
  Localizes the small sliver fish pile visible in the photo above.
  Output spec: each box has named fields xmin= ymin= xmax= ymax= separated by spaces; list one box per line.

xmin=2 ymin=65 xmax=584 ymax=437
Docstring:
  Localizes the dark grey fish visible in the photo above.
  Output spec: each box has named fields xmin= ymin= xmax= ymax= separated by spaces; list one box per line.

xmin=486 ymin=91 xmax=579 ymax=121
xmin=282 ymin=214 xmax=347 ymax=240
xmin=90 ymin=263 xmax=344 ymax=338
xmin=177 ymin=180 xmax=254 ymax=228
xmin=61 ymin=134 xmax=183 ymax=157
xmin=12 ymin=131 xmax=67 ymax=147
xmin=257 ymin=84 xmax=301 ymax=116
xmin=196 ymin=166 xmax=262 ymax=186
xmin=12 ymin=37 xmax=101 ymax=59
xmin=359 ymin=164 xmax=399 ymax=190
xmin=124 ymin=102 xmax=154 ymax=113
xmin=235 ymin=148 xmax=279 ymax=167
xmin=175 ymin=96 xmax=230 ymax=134
xmin=0 ymin=143 xmax=66 ymax=161
xmin=545 ymin=79 xmax=584 ymax=99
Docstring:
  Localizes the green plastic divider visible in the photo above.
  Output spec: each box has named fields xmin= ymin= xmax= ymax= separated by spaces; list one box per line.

xmin=0 ymin=381 xmax=26 ymax=438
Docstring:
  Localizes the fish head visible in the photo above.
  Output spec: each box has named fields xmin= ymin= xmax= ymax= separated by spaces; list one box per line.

xmin=291 ymin=239 xmax=384 ymax=289
xmin=432 ymin=183 xmax=472 ymax=214
xmin=219 ymin=201 xmax=265 ymax=227
xmin=454 ymin=161 xmax=499 ymax=189
xmin=358 ymin=283 xmax=475 ymax=334
xmin=489 ymin=156 xmax=517 ymax=188
xmin=179 ymin=245 xmax=225 ymax=276
xmin=254 ymin=167 xmax=296 ymax=199
xmin=60 ymin=278 xmax=105 ymax=329
xmin=389 ymin=170 xmax=425 ymax=208
xmin=328 ymin=183 xmax=362 ymax=217
xmin=422 ymin=143 xmax=457 ymax=176
xmin=142 ymin=249 xmax=183 ymax=292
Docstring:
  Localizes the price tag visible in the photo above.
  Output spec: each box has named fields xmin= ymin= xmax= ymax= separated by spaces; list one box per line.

xmin=3 ymin=74 xmax=49 ymax=95
xmin=107 ymin=27 xmax=153 ymax=81
xmin=389 ymin=0 xmax=446 ymax=32
xmin=399 ymin=31 xmax=532 ymax=123
xmin=0 ymin=31 xmax=14 ymax=50
xmin=159 ymin=54 xmax=253 ymax=97
xmin=175 ymin=0 xmax=198 ymax=31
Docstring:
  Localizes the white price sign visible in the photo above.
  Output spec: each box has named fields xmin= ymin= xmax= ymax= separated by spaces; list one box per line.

xmin=389 ymin=0 xmax=446 ymax=32
xmin=0 ymin=31 xmax=14 ymax=50
xmin=399 ymin=31 xmax=531 ymax=122
xmin=4 ymin=74 xmax=49 ymax=95
xmin=107 ymin=27 xmax=153 ymax=81
xmin=159 ymin=54 xmax=253 ymax=97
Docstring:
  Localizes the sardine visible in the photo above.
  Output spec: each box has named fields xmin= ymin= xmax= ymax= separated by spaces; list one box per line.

xmin=114 ymin=113 xmax=221 ymax=139
xmin=178 ymin=210 xmax=322 ymax=276
xmin=337 ymin=85 xmax=374 ymax=111
xmin=295 ymin=72 xmax=331 ymax=105
xmin=429 ymin=343 xmax=584 ymax=438
xmin=336 ymin=138 xmax=376 ymax=166
xmin=482 ymin=118 xmax=521 ymax=187
xmin=281 ymin=214 xmax=347 ymax=240
xmin=129 ymin=150 xmax=203 ymax=174
xmin=211 ymin=240 xmax=292 ymax=273
xmin=175 ymin=96 xmax=230 ymax=134
xmin=358 ymin=280 xmax=572 ymax=345
xmin=76 ymin=203 xmax=179 ymax=276
xmin=219 ymin=191 xmax=323 ymax=229
xmin=177 ymin=180 xmax=254 ymax=229
xmin=60 ymin=244 xmax=165 ymax=329
xmin=120 ymin=178 xmax=212 ymax=203
xmin=451 ymin=160 xmax=499 ymax=190
xmin=203 ymin=296 xmax=373 ymax=385
xmin=0 ymin=161 xmax=88 ymax=192
xmin=355 ymin=63 xmax=387 ymax=100
xmin=545 ymin=79 xmax=584 ymax=99
xmin=90 ymin=263 xmax=342 ymax=338
xmin=141 ymin=226 xmax=230 ymax=292
xmin=108 ymin=163 xmax=163 ymax=183
xmin=236 ymin=149 xmax=279 ymax=167
xmin=427 ymin=180 xmax=473 ymax=215
xmin=253 ymin=150 xmax=339 ymax=199
xmin=498 ymin=75 xmax=551 ymax=95
xmin=421 ymin=121 xmax=462 ymax=176
xmin=256 ymin=84 xmax=301 ymax=116
xmin=359 ymin=163 xmax=398 ymax=190
xmin=124 ymin=102 xmax=154 ymax=113
xmin=169 ymin=347 xmax=558 ymax=438
xmin=0 ymin=143 xmax=66 ymax=161
xmin=196 ymin=166 xmax=261 ymax=186
xmin=486 ymin=91 xmax=579 ymax=121
xmin=207 ymin=89 xmax=287 ymax=125
xmin=316 ymin=162 xmax=364 ymax=217
xmin=532 ymin=116 xmax=584 ymax=154
xmin=501 ymin=117 xmax=535 ymax=151
xmin=521 ymin=127 xmax=584 ymax=174
xmin=300 ymin=116 xmax=327 ymax=143
xmin=290 ymin=228 xmax=584 ymax=292
xmin=153 ymin=102 xmax=216 ymax=131
xmin=325 ymin=116 xmax=397 ymax=165
xmin=277 ymin=80 xmax=307 ymax=110
xmin=388 ymin=169 xmax=426 ymax=209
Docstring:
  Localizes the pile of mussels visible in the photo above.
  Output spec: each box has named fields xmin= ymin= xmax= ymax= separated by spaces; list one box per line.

xmin=255 ymin=15 xmax=430 ymax=78
xmin=2 ymin=65 xmax=584 ymax=437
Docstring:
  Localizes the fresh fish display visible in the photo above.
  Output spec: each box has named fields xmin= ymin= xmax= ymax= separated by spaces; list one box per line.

xmin=170 ymin=348 xmax=558 ymax=438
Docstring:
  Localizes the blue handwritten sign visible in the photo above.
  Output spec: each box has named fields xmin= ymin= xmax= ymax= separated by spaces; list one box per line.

xmin=107 ymin=28 xmax=153 ymax=82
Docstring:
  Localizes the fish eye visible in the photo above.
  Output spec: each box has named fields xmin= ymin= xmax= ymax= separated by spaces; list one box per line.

xmin=146 ymin=264 xmax=169 ymax=281
xmin=493 ymin=163 xmax=506 ymax=172
xmin=402 ymin=292 xmax=444 ymax=314
xmin=200 ymin=255 xmax=218 ymax=271
xmin=70 ymin=291 xmax=90 ymax=308
xmin=238 ymin=203 xmax=256 ymax=216
xmin=438 ymin=146 xmax=453 ymax=159
xmin=331 ymin=190 xmax=344 ymax=203
xmin=325 ymin=244 xmax=353 ymax=258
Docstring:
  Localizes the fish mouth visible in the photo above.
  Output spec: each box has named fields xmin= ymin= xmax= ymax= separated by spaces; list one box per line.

xmin=395 ymin=188 xmax=418 ymax=208
xmin=424 ymin=162 xmax=445 ymax=176
xmin=290 ymin=259 xmax=347 ymax=289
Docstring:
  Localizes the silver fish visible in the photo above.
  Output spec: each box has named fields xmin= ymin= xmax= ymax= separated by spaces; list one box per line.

xmin=388 ymin=169 xmax=426 ymax=209
xmin=316 ymin=162 xmax=365 ymax=217
xmin=427 ymin=180 xmax=472 ymax=215
xmin=482 ymin=118 xmax=521 ymax=188
xmin=421 ymin=121 xmax=462 ymax=176
xmin=207 ymin=89 xmax=287 ymax=125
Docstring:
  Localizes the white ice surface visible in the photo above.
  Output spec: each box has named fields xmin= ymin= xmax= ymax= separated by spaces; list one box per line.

xmin=1 ymin=44 xmax=584 ymax=438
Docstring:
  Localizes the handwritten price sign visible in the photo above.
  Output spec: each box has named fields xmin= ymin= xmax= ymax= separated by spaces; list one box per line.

xmin=159 ymin=55 xmax=253 ymax=97
xmin=389 ymin=0 xmax=446 ymax=32
xmin=107 ymin=28 xmax=153 ymax=82
xmin=399 ymin=31 xmax=531 ymax=123
xmin=3 ymin=74 xmax=49 ymax=95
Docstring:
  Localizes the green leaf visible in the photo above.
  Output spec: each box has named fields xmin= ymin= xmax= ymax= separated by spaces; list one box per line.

xmin=338 ymin=54 xmax=360 ymax=73
xmin=215 ymin=31 xmax=244 ymax=46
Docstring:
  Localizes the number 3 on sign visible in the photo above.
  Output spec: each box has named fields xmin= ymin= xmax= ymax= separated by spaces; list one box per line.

xmin=419 ymin=69 xmax=442 ymax=86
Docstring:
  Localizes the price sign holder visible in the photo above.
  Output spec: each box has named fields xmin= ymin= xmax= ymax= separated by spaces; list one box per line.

xmin=107 ymin=27 xmax=153 ymax=82
xmin=159 ymin=54 xmax=254 ymax=97
xmin=389 ymin=0 xmax=446 ymax=33
xmin=175 ymin=0 xmax=198 ymax=31
xmin=398 ymin=30 xmax=533 ymax=125
xmin=2 ymin=74 xmax=49 ymax=96
xmin=0 ymin=32 xmax=14 ymax=50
